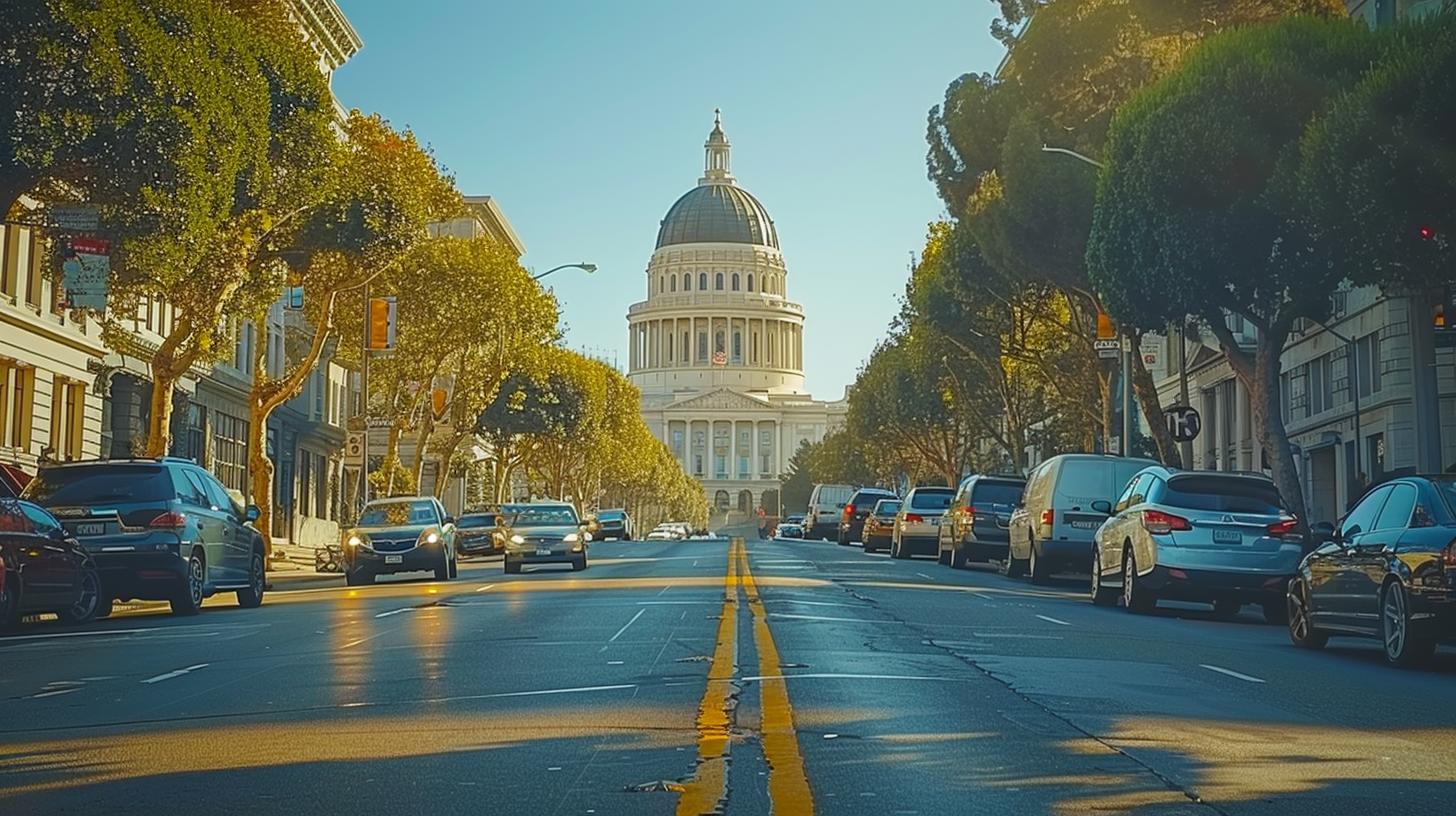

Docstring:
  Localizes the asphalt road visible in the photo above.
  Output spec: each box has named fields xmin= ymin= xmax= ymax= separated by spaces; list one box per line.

xmin=2 ymin=536 xmax=1454 ymax=815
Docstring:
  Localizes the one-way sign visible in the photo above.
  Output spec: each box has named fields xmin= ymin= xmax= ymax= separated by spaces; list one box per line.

xmin=1165 ymin=405 xmax=1202 ymax=443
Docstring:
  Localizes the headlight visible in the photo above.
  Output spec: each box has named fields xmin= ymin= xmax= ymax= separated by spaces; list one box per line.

xmin=510 ymin=534 xmax=525 ymax=545
xmin=583 ymin=532 xmax=593 ymax=543
xmin=346 ymin=535 xmax=363 ymax=548
xmin=423 ymin=531 xmax=440 ymax=545
xmin=563 ymin=533 xmax=579 ymax=543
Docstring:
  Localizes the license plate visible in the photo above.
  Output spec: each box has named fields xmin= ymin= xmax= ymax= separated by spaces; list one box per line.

xmin=76 ymin=523 xmax=105 ymax=536
xmin=1213 ymin=529 xmax=1244 ymax=544
xmin=1068 ymin=520 xmax=1100 ymax=530
xmin=536 ymin=547 xmax=553 ymax=556
xmin=384 ymin=555 xmax=403 ymax=564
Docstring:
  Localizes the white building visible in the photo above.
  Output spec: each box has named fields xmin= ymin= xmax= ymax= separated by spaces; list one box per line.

xmin=627 ymin=113 xmax=845 ymax=519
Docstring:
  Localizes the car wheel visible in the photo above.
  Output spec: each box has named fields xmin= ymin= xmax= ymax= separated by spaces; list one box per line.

xmin=1028 ymin=542 xmax=1050 ymax=585
xmin=57 ymin=565 xmax=102 ymax=625
xmin=170 ymin=550 xmax=205 ymax=616
xmin=1001 ymin=545 xmax=1026 ymax=578
xmin=1090 ymin=555 xmax=1118 ymax=607
xmin=948 ymin=545 xmax=967 ymax=570
xmin=504 ymin=558 xmax=522 ymax=575
xmin=94 ymin=595 xmax=114 ymax=620
xmin=572 ymin=553 xmax=587 ymax=571
xmin=435 ymin=548 xmax=451 ymax=581
xmin=345 ymin=567 xmax=374 ymax=587
xmin=891 ymin=533 xmax=910 ymax=560
xmin=0 ymin=571 xmax=16 ymax=629
xmin=1121 ymin=549 xmax=1154 ymax=613
xmin=937 ymin=546 xmax=951 ymax=566
xmin=235 ymin=551 xmax=266 ymax=609
xmin=1382 ymin=580 xmax=1435 ymax=667
xmin=448 ymin=553 xmax=459 ymax=579
xmin=1212 ymin=599 xmax=1241 ymax=619
xmin=837 ymin=529 xmax=849 ymax=546
xmin=1286 ymin=578 xmax=1327 ymax=649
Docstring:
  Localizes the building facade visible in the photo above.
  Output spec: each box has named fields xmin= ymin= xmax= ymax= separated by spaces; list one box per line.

xmin=627 ymin=113 xmax=845 ymax=519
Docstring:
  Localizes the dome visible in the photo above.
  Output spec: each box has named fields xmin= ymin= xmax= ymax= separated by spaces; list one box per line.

xmin=656 ymin=184 xmax=779 ymax=250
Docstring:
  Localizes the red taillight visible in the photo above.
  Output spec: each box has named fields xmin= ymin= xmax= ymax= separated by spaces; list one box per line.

xmin=1141 ymin=510 xmax=1191 ymax=535
xmin=844 ymin=504 xmax=855 ymax=519
xmin=905 ymin=513 xmax=924 ymax=523
xmin=148 ymin=511 xmax=187 ymax=529
xmin=1266 ymin=518 xmax=1299 ymax=537
xmin=965 ymin=504 xmax=979 ymax=520
xmin=1040 ymin=509 xmax=1054 ymax=526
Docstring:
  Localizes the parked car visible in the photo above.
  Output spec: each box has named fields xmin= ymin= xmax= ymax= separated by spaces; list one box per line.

xmin=1007 ymin=454 xmax=1159 ymax=583
xmin=891 ymin=486 xmax=956 ymax=559
xmin=1090 ymin=468 xmax=1302 ymax=622
xmin=805 ymin=484 xmax=854 ymax=540
xmin=0 ymin=499 xmax=103 ymax=627
xmin=837 ymin=487 xmax=898 ymax=546
xmin=342 ymin=496 xmax=458 ymax=585
xmin=456 ymin=510 xmax=504 ymax=557
xmin=596 ymin=509 xmax=633 ymax=541
xmin=499 ymin=502 xmax=592 ymax=573
xmin=861 ymin=498 xmax=902 ymax=554
xmin=1288 ymin=475 xmax=1456 ymax=666
xmin=24 ymin=457 xmax=265 ymax=616
xmin=939 ymin=475 xmax=1025 ymax=568
xmin=647 ymin=523 xmax=681 ymax=541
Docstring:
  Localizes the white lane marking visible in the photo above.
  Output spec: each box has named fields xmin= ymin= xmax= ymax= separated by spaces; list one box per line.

xmin=607 ymin=660 xmax=625 ymax=666
xmin=969 ymin=633 xmax=1064 ymax=640
xmin=634 ymin=600 xmax=715 ymax=606
xmin=915 ymin=572 xmax=937 ymax=581
xmin=1035 ymin=614 xmax=1071 ymax=626
xmin=657 ymin=585 xmax=671 ymax=596
xmin=447 ymin=683 xmax=636 ymax=701
xmin=30 ymin=687 xmax=82 ymax=699
xmin=599 ymin=608 xmax=647 ymax=652
xmin=1200 ymin=664 xmax=1266 ymax=684
xmin=757 ymin=559 xmax=813 ymax=564
xmin=141 ymin=663 xmax=209 ymax=685
xmin=769 ymin=613 xmax=901 ymax=624
xmin=764 ymin=599 xmax=867 ymax=609
xmin=474 ymin=583 xmax=497 ymax=593
xmin=0 ymin=627 xmax=162 ymax=643
xmin=759 ymin=565 xmax=813 ymax=570
xmin=374 ymin=607 xmax=414 ymax=618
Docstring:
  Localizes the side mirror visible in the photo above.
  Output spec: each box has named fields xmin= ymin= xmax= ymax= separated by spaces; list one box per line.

xmin=244 ymin=505 xmax=260 ymax=523
xmin=443 ymin=515 xmax=455 ymax=526
xmin=1090 ymin=500 xmax=1113 ymax=515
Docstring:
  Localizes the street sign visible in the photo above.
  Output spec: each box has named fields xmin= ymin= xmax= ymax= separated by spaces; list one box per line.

xmin=1094 ymin=338 xmax=1120 ymax=359
xmin=46 ymin=205 xmax=100 ymax=232
xmin=1165 ymin=405 xmax=1202 ymax=443
xmin=61 ymin=237 xmax=110 ymax=312
xmin=344 ymin=432 xmax=365 ymax=466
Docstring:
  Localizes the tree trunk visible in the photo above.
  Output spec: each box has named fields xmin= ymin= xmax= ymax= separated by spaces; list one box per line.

xmin=1129 ymin=332 xmax=1182 ymax=467
xmin=1248 ymin=329 xmax=1308 ymax=528
xmin=410 ymin=412 xmax=434 ymax=493
xmin=144 ymin=354 xmax=189 ymax=457
xmin=249 ymin=415 xmax=275 ymax=556
xmin=434 ymin=431 xmax=468 ymax=499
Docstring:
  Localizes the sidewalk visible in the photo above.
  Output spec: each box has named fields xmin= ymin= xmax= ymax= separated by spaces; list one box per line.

xmin=268 ymin=540 xmax=321 ymax=573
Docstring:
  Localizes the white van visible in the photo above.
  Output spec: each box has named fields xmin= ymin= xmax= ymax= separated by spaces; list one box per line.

xmin=1006 ymin=454 xmax=1158 ymax=583
xmin=805 ymin=484 xmax=854 ymax=540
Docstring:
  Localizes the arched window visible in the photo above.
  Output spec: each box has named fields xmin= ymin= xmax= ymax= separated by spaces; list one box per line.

xmin=731 ymin=273 xmax=740 ymax=291
xmin=670 ymin=275 xmax=677 ymax=292
xmin=715 ymin=330 xmax=726 ymax=355
xmin=747 ymin=273 xmax=754 ymax=292
xmin=658 ymin=276 xmax=664 ymax=293
xmin=699 ymin=272 xmax=708 ymax=290
xmin=732 ymin=331 xmax=742 ymax=361
xmin=715 ymin=272 xmax=724 ymax=290
xmin=683 ymin=273 xmax=690 ymax=291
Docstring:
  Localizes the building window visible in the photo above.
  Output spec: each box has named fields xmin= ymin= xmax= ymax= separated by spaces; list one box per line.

xmin=681 ymin=331 xmax=689 ymax=361
xmin=732 ymin=331 xmax=742 ymax=362
xmin=731 ymin=273 xmax=739 ymax=291
xmin=671 ymin=429 xmax=685 ymax=459
xmin=25 ymin=233 xmax=43 ymax=309
xmin=699 ymin=272 xmax=707 ymax=290
xmin=1288 ymin=366 xmax=1308 ymax=419
xmin=714 ymin=330 xmax=725 ymax=356
xmin=1357 ymin=332 xmax=1381 ymax=397
xmin=683 ymin=273 xmax=691 ymax=291
xmin=747 ymin=273 xmax=754 ymax=292
xmin=670 ymin=276 xmax=677 ymax=292
xmin=5 ymin=366 xmax=35 ymax=451
xmin=48 ymin=375 xmax=86 ymax=461
xmin=697 ymin=331 xmax=708 ymax=361
xmin=715 ymin=272 xmax=724 ymax=290
xmin=212 ymin=412 xmax=249 ymax=492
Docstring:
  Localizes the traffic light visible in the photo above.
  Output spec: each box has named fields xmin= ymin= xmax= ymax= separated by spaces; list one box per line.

xmin=367 ymin=297 xmax=396 ymax=350
xmin=1418 ymin=225 xmax=1436 ymax=241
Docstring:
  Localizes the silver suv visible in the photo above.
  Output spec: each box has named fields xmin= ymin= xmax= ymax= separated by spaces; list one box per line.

xmin=891 ymin=486 xmax=955 ymax=559
xmin=1090 ymin=467 xmax=1303 ymax=622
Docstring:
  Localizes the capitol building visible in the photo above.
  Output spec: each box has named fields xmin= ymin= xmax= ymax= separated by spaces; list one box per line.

xmin=626 ymin=112 xmax=845 ymax=518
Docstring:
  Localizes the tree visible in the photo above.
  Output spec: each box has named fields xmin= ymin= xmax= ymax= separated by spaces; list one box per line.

xmin=804 ymin=429 xmax=878 ymax=487
xmin=1087 ymin=16 xmax=1379 ymax=525
xmin=779 ymin=440 xmax=817 ymax=515
xmin=1299 ymin=14 xmax=1456 ymax=290
xmin=246 ymin=114 xmax=461 ymax=542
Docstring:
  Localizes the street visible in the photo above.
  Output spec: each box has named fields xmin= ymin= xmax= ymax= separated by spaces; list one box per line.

xmin=3 ymin=537 xmax=1453 ymax=815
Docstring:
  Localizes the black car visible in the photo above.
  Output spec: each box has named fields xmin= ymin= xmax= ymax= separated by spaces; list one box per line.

xmin=837 ymin=488 xmax=898 ymax=546
xmin=499 ymin=502 xmax=591 ymax=573
xmin=939 ymin=475 xmax=1025 ymax=568
xmin=596 ymin=509 xmax=632 ymax=541
xmin=342 ymin=496 xmax=458 ymax=585
xmin=456 ymin=511 xmax=503 ymax=556
xmin=1289 ymin=475 xmax=1456 ymax=666
xmin=24 ymin=458 xmax=265 ymax=617
xmin=0 ymin=499 xmax=103 ymax=627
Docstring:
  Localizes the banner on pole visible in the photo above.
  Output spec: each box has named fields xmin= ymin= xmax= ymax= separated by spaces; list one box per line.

xmin=61 ymin=237 xmax=110 ymax=313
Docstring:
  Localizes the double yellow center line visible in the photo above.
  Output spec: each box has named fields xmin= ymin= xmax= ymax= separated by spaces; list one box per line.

xmin=677 ymin=538 xmax=813 ymax=815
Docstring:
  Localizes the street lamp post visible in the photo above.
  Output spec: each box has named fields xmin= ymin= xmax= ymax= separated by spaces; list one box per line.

xmin=533 ymin=262 xmax=597 ymax=281
xmin=1314 ymin=318 xmax=1363 ymax=489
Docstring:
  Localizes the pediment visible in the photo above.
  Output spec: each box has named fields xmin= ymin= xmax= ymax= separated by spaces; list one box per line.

xmin=664 ymin=388 xmax=772 ymax=412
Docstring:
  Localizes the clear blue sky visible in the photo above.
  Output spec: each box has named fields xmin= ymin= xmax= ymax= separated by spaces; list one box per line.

xmin=332 ymin=0 xmax=1003 ymax=399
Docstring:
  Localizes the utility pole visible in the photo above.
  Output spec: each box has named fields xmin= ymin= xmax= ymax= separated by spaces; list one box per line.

xmin=1177 ymin=323 xmax=1194 ymax=469
xmin=359 ymin=280 xmax=371 ymax=507
xmin=1122 ymin=339 xmax=1134 ymax=456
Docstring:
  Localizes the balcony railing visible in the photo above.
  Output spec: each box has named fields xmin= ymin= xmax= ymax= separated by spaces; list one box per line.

xmin=628 ymin=293 xmax=804 ymax=316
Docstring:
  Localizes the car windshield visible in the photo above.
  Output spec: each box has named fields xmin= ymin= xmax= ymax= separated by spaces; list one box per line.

xmin=503 ymin=504 xmax=579 ymax=527
xmin=873 ymin=500 xmax=901 ymax=515
xmin=852 ymin=491 xmax=894 ymax=506
xmin=910 ymin=489 xmax=954 ymax=510
xmin=457 ymin=514 xmax=496 ymax=529
xmin=971 ymin=481 xmax=1024 ymax=507
xmin=598 ymin=510 xmax=625 ymax=521
xmin=358 ymin=500 xmax=437 ymax=527
xmin=1158 ymin=477 xmax=1287 ymax=514
xmin=23 ymin=465 xmax=176 ymax=505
